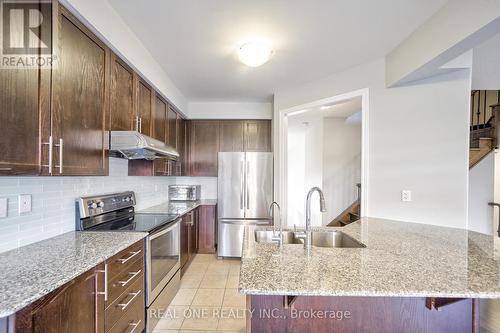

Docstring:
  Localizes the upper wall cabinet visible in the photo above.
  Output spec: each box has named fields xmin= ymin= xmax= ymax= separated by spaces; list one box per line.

xmin=153 ymin=95 xmax=167 ymax=142
xmin=51 ymin=5 xmax=109 ymax=176
xmin=244 ymin=120 xmax=272 ymax=152
xmin=218 ymin=120 xmax=272 ymax=152
xmin=167 ymin=105 xmax=178 ymax=148
xmin=136 ymin=76 xmax=153 ymax=137
xmin=0 ymin=3 xmax=50 ymax=175
xmin=188 ymin=120 xmax=220 ymax=177
xmin=1 ymin=3 xmax=109 ymax=176
xmin=219 ymin=120 xmax=245 ymax=152
xmin=110 ymin=53 xmax=135 ymax=131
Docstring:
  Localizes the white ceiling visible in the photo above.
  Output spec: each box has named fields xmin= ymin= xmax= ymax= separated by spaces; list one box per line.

xmin=109 ymin=0 xmax=446 ymax=102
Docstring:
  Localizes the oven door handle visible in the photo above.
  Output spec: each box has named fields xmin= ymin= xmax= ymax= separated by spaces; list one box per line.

xmin=149 ymin=219 xmax=180 ymax=240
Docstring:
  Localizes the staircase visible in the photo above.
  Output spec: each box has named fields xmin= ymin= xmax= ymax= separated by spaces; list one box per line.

xmin=469 ymin=90 xmax=499 ymax=169
xmin=328 ymin=184 xmax=361 ymax=227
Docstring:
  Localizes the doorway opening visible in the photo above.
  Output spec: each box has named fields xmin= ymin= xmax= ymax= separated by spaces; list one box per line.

xmin=277 ymin=89 xmax=369 ymax=228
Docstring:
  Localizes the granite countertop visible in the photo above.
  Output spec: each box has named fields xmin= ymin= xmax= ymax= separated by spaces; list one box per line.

xmin=0 ymin=231 xmax=146 ymax=318
xmin=239 ymin=217 xmax=500 ymax=298
xmin=138 ymin=199 xmax=217 ymax=216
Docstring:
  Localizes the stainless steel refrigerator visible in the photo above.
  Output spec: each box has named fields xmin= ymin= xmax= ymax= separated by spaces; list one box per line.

xmin=217 ymin=152 xmax=273 ymax=257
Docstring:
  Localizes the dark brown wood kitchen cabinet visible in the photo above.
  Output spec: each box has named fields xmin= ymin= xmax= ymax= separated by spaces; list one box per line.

xmin=14 ymin=240 xmax=145 ymax=333
xmin=188 ymin=120 xmax=220 ymax=177
xmin=109 ymin=53 xmax=135 ymax=132
xmin=153 ymin=95 xmax=167 ymax=142
xmin=180 ymin=209 xmax=199 ymax=275
xmin=51 ymin=5 xmax=110 ymax=176
xmin=219 ymin=120 xmax=245 ymax=152
xmin=198 ymin=205 xmax=216 ymax=254
xmin=135 ymin=76 xmax=154 ymax=136
xmin=167 ymin=106 xmax=178 ymax=148
xmin=0 ymin=17 xmax=50 ymax=175
xmin=244 ymin=120 xmax=272 ymax=152
xmin=1 ymin=3 xmax=109 ymax=176
xmin=15 ymin=264 xmax=105 ymax=333
xmin=218 ymin=120 xmax=271 ymax=153
xmin=176 ymin=117 xmax=187 ymax=175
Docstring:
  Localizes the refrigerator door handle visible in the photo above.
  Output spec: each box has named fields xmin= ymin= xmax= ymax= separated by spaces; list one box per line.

xmin=246 ymin=160 xmax=250 ymax=210
xmin=240 ymin=160 xmax=244 ymax=210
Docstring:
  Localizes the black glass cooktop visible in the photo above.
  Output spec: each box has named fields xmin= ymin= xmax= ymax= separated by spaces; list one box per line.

xmin=87 ymin=213 xmax=178 ymax=233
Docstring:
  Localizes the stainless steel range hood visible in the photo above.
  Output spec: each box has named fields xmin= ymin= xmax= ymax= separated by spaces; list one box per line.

xmin=110 ymin=131 xmax=179 ymax=160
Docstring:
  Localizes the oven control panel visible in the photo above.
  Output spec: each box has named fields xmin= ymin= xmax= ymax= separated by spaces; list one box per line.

xmin=77 ymin=191 xmax=136 ymax=218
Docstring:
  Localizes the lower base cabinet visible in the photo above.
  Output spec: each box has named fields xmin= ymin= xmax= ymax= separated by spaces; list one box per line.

xmin=198 ymin=205 xmax=216 ymax=254
xmin=247 ymin=295 xmax=478 ymax=333
xmin=180 ymin=204 xmax=217 ymax=275
xmin=14 ymin=240 xmax=145 ymax=333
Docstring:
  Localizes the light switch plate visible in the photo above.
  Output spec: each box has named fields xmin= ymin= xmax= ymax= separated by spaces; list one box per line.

xmin=19 ymin=194 xmax=32 ymax=214
xmin=0 ymin=198 xmax=7 ymax=218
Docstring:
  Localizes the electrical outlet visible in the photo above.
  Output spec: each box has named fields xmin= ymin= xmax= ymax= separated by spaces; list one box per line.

xmin=18 ymin=194 xmax=32 ymax=214
xmin=0 ymin=198 xmax=7 ymax=218
xmin=401 ymin=190 xmax=412 ymax=202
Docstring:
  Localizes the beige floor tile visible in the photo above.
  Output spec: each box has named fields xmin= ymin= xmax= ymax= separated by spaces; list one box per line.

xmin=222 ymin=289 xmax=246 ymax=308
xmin=225 ymin=275 xmax=239 ymax=289
xmin=152 ymin=330 xmax=179 ymax=333
xmin=170 ymin=289 xmax=197 ymax=306
xmin=228 ymin=264 xmax=240 ymax=276
xmin=180 ymin=307 xmax=220 ymax=331
xmin=180 ymin=275 xmax=203 ymax=289
xmin=206 ymin=261 xmax=231 ymax=275
xmin=185 ymin=263 xmax=209 ymax=275
xmin=217 ymin=307 xmax=246 ymax=332
xmin=199 ymin=273 xmax=228 ymax=289
xmin=153 ymin=305 xmax=189 ymax=330
xmin=192 ymin=254 xmax=217 ymax=263
xmin=192 ymin=289 xmax=225 ymax=307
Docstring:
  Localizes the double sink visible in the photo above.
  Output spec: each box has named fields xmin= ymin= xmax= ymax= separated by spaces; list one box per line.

xmin=254 ymin=230 xmax=365 ymax=248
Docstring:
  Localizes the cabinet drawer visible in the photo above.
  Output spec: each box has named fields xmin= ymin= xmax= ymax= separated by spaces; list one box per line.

xmin=107 ymin=241 xmax=144 ymax=281
xmin=107 ymin=290 xmax=145 ymax=333
xmin=107 ymin=257 xmax=144 ymax=307
xmin=105 ymin=274 xmax=144 ymax=331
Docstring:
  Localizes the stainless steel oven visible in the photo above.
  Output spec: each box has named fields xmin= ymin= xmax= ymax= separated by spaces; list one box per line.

xmin=146 ymin=219 xmax=180 ymax=305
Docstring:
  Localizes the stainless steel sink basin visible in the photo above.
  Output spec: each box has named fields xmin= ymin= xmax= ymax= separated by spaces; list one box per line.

xmin=309 ymin=231 xmax=365 ymax=248
xmin=254 ymin=230 xmax=365 ymax=248
xmin=254 ymin=230 xmax=297 ymax=244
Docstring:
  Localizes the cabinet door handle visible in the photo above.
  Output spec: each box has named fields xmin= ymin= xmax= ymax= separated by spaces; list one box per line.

xmin=139 ymin=117 xmax=142 ymax=133
xmin=117 ymin=270 xmax=142 ymax=287
xmin=135 ymin=116 xmax=140 ymax=132
xmin=96 ymin=263 xmax=108 ymax=301
xmin=246 ymin=160 xmax=250 ymax=209
xmin=117 ymin=250 xmax=141 ymax=264
xmin=117 ymin=290 xmax=141 ymax=310
xmin=54 ymin=138 xmax=63 ymax=174
xmin=126 ymin=320 xmax=142 ymax=333
xmin=42 ymin=135 xmax=53 ymax=174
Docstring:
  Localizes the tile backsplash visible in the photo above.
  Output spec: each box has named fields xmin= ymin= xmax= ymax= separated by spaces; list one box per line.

xmin=0 ymin=158 xmax=217 ymax=253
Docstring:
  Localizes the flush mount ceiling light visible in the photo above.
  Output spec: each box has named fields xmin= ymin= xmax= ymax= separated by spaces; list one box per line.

xmin=238 ymin=41 xmax=273 ymax=67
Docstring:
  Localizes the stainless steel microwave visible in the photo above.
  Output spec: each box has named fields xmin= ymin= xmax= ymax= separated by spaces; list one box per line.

xmin=168 ymin=185 xmax=201 ymax=201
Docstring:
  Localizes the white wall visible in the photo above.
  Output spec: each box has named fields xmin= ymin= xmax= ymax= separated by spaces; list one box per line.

xmin=274 ymin=58 xmax=470 ymax=229
xmin=188 ymin=102 xmax=272 ymax=119
xmin=386 ymin=0 xmax=500 ymax=86
xmin=287 ymin=112 xmax=323 ymax=227
xmin=468 ymin=152 xmax=495 ymax=235
xmin=61 ymin=0 xmax=188 ymax=113
xmin=322 ymin=118 xmax=361 ymax=224
xmin=472 ymin=33 xmax=500 ymax=90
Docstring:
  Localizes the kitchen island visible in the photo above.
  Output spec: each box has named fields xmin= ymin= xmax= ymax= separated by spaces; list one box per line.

xmin=239 ymin=218 xmax=500 ymax=332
